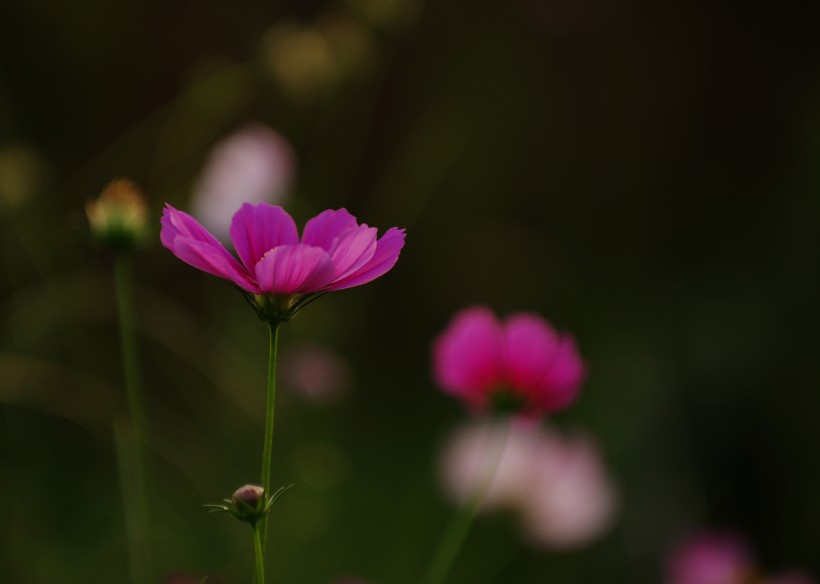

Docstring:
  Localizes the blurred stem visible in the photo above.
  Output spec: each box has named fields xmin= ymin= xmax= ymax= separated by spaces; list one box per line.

xmin=259 ymin=321 xmax=280 ymax=555
xmin=253 ymin=523 xmax=265 ymax=584
xmin=113 ymin=254 xmax=153 ymax=584
xmin=425 ymin=419 xmax=511 ymax=584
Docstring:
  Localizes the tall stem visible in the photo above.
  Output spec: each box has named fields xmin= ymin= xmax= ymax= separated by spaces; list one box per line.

xmin=259 ymin=321 xmax=280 ymax=556
xmin=113 ymin=254 xmax=153 ymax=584
xmin=425 ymin=419 xmax=510 ymax=584
xmin=253 ymin=523 xmax=265 ymax=584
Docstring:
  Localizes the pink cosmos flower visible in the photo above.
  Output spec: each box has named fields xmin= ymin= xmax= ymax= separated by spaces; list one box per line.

xmin=433 ymin=306 xmax=586 ymax=415
xmin=666 ymin=533 xmax=753 ymax=584
xmin=161 ymin=202 xmax=405 ymax=321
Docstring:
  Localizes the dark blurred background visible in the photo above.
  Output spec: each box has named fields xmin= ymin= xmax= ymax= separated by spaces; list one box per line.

xmin=1 ymin=0 xmax=819 ymax=582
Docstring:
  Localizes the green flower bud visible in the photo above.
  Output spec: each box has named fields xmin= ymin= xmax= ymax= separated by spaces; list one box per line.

xmin=86 ymin=178 xmax=149 ymax=252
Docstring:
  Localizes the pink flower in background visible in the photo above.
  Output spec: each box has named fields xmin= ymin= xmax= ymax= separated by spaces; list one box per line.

xmin=192 ymin=123 xmax=295 ymax=241
xmin=161 ymin=203 xmax=405 ymax=320
xmin=281 ymin=343 xmax=353 ymax=403
xmin=666 ymin=533 xmax=753 ymax=584
xmin=519 ymin=429 xmax=617 ymax=548
xmin=440 ymin=420 xmax=616 ymax=549
xmin=440 ymin=419 xmax=545 ymax=510
xmin=433 ymin=306 xmax=586 ymax=416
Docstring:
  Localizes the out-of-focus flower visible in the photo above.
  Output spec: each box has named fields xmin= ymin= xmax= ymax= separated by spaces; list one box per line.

xmin=0 ymin=144 xmax=45 ymax=209
xmin=666 ymin=533 xmax=753 ymax=584
xmin=191 ymin=123 xmax=295 ymax=242
xmin=519 ymin=429 xmax=617 ymax=548
xmin=440 ymin=419 xmax=616 ymax=549
xmin=160 ymin=203 xmax=405 ymax=322
xmin=433 ymin=306 xmax=586 ymax=416
xmin=86 ymin=178 xmax=149 ymax=251
xmin=441 ymin=419 xmax=543 ymax=510
xmin=281 ymin=343 xmax=353 ymax=403
xmin=259 ymin=15 xmax=375 ymax=103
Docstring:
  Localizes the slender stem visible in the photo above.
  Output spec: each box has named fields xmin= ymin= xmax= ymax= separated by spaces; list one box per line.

xmin=259 ymin=321 xmax=280 ymax=554
xmin=113 ymin=255 xmax=153 ymax=584
xmin=253 ymin=523 xmax=265 ymax=584
xmin=425 ymin=419 xmax=511 ymax=584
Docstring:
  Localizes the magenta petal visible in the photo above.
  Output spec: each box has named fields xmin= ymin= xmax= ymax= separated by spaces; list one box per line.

xmin=328 ymin=227 xmax=406 ymax=291
xmin=329 ymin=224 xmax=378 ymax=280
xmin=254 ymin=244 xmax=335 ymax=294
xmin=161 ymin=204 xmax=224 ymax=250
xmin=538 ymin=336 xmax=587 ymax=411
xmin=505 ymin=314 xmax=562 ymax=392
xmin=505 ymin=314 xmax=586 ymax=413
xmin=432 ymin=306 xmax=506 ymax=404
xmin=173 ymin=239 xmax=260 ymax=292
xmin=229 ymin=202 xmax=299 ymax=270
xmin=161 ymin=205 xmax=258 ymax=292
xmin=301 ymin=208 xmax=359 ymax=251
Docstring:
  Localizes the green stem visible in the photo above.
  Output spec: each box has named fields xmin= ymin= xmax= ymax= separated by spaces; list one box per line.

xmin=113 ymin=255 xmax=153 ymax=584
xmin=253 ymin=523 xmax=265 ymax=584
xmin=259 ymin=321 xmax=280 ymax=556
xmin=425 ymin=419 xmax=510 ymax=584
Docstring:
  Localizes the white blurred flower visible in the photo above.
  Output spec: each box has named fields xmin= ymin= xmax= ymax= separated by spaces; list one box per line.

xmin=519 ymin=429 xmax=618 ymax=549
xmin=439 ymin=419 xmax=617 ymax=549
xmin=440 ymin=419 xmax=542 ymax=510
xmin=191 ymin=123 xmax=295 ymax=241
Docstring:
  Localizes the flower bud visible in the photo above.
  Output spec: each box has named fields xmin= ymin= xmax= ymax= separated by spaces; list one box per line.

xmin=86 ymin=178 xmax=149 ymax=252
xmin=232 ymin=484 xmax=265 ymax=509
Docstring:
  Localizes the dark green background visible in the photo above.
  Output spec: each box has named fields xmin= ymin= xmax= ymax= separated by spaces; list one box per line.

xmin=1 ymin=0 xmax=819 ymax=582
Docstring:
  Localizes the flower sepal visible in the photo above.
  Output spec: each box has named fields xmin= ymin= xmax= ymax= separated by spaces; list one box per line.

xmin=243 ymin=290 xmax=328 ymax=324
xmin=205 ymin=483 xmax=293 ymax=526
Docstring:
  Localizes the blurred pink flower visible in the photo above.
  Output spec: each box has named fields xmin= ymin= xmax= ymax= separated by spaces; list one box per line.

xmin=161 ymin=203 xmax=405 ymax=320
xmin=433 ymin=306 xmax=586 ymax=416
xmin=666 ymin=533 xmax=753 ymax=584
xmin=440 ymin=419 xmax=544 ymax=510
xmin=440 ymin=419 xmax=616 ymax=549
xmin=519 ymin=429 xmax=617 ymax=548
xmin=192 ymin=123 xmax=295 ymax=241
xmin=281 ymin=343 xmax=352 ymax=402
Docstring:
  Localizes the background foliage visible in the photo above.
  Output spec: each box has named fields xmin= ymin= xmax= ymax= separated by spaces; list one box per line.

xmin=1 ymin=0 xmax=819 ymax=582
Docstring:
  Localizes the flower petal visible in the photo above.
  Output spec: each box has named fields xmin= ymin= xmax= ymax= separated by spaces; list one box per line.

xmin=328 ymin=227 xmax=406 ymax=291
xmin=161 ymin=205 xmax=258 ymax=292
xmin=229 ymin=202 xmax=299 ymax=270
xmin=254 ymin=244 xmax=335 ymax=294
xmin=432 ymin=306 xmax=506 ymax=405
xmin=505 ymin=314 xmax=585 ymax=413
xmin=301 ymin=208 xmax=359 ymax=251
xmin=171 ymin=239 xmax=260 ymax=292
xmin=329 ymin=224 xmax=378 ymax=280
xmin=161 ymin=203 xmax=223 ymax=249
xmin=537 ymin=335 xmax=587 ymax=411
